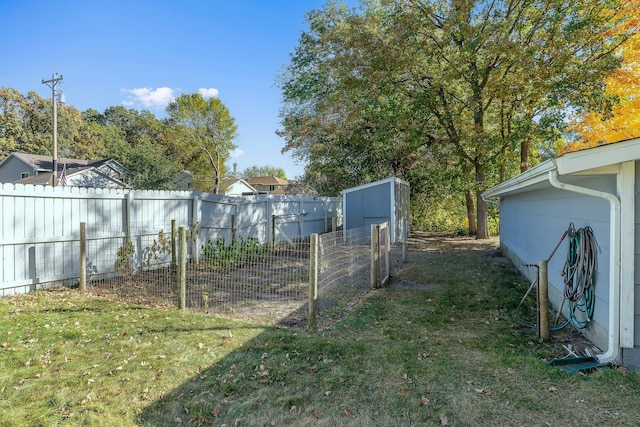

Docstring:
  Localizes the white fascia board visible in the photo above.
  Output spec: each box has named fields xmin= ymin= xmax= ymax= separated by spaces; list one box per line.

xmin=556 ymin=137 xmax=640 ymax=175
xmin=341 ymin=177 xmax=407 ymax=195
xmin=482 ymin=159 xmax=556 ymax=199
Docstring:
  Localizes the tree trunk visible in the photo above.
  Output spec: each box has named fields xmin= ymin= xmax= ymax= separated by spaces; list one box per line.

xmin=466 ymin=189 xmax=477 ymax=236
xmin=463 ymin=163 xmax=477 ymax=236
xmin=520 ymin=136 xmax=530 ymax=173
xmin=475 ymin=165 xmax=489 ymax=239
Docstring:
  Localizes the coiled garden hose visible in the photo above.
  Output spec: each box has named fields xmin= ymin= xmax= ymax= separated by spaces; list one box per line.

xmin=562 ymin=224 xmax=597 ymax=329
xmin=513 ymin=223 xmax=597 ymax=331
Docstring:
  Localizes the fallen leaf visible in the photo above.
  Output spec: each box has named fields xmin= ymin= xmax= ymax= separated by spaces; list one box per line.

xmin=310 ymin=366 xmax=319 ymax=374
xmin=212 ymin=408 xmax=221 ymax=417
xmin=290 ymin=406 xmax=301 ymax=414
xmin=344 ymin=410 xmax=355 ymax=418
xmin=440 ymin=414 xmax=449 ymax=426
xmin=419 ymin=396 xmax=430 ymax=406
xmin=548 ymin=386 xmax=557 ymax=393
xmin=314 ymin=409 xmax=321 ymax=419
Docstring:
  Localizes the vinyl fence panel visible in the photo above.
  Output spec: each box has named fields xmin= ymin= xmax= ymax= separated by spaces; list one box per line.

xmin=0 ymin=183 xmax=340 ymax=296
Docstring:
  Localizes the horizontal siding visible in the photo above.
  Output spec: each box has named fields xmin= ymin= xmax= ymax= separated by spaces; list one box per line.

xmin=499 ymin=175 xmax=615 ymax=350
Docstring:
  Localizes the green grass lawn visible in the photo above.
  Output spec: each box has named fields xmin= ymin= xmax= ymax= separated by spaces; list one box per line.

xmin=1 ymin=237 xmax=639 ymax=426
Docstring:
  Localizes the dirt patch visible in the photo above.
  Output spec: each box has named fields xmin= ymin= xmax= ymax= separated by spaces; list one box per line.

xmin=387 ymin=281 xmax=441 ymax=291
xmin=408 ymin=231 xmax=501 ymax=252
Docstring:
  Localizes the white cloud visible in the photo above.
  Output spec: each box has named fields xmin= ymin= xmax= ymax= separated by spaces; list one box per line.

xmin=121 ymin=87 xmax=176 ymax=108
xmin=198 ymin=88 xmax=219 ymax=98
xmin=230 ymin=148 xmax=244 ymax=159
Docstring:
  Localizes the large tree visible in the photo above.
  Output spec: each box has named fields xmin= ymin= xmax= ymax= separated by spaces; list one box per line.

xmin=567 ymin=3 xmax=640 ymax=149
xmin=279 ymin=0 xmax=637 ymax=237
xmin=166 ymin=94 xmax=238 ymax=193
xmin=242 ymin=165 xmax=287 ymax=180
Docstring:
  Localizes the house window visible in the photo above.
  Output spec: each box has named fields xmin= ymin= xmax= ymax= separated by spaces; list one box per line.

xmin=269 ymin=185 xmax=275 ymax=191
xmin=21 ymin=172 xmax=29 ymax=179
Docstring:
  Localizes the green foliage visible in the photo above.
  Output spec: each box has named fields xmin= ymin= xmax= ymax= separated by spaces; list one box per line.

xmin=201 ymin=237 xmax=269 ymax=271
xmin=241 ymin=165 xmax=287 ymax=180
xmin=145 ymin=229 xmax=172 ymax=267
xmin=114 ymin=237 xmax=135 ymax=276
xmin=278 ymin=0 xmax=635 ymax=236
xmin=127 ymin=142 xmax=182 ymax=190
xmin=165 ymin=93 xmax=238 ymax=193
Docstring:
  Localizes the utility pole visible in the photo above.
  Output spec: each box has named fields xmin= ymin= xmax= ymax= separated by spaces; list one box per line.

xmin=42 ymin=73 xmax=63 ymax=186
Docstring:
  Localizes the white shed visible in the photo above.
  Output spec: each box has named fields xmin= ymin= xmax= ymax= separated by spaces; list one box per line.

xmin=342 ymin=177 xmax=410 ymax=244
xmin=483 ymin=138 xmax=640 ymax=369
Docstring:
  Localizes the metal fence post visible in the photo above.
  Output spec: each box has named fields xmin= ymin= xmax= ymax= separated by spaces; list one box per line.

xmin=79 ymin=222 xmax=86 ymax=291
xmin=370 ymin=224 xmax=377 ymax=289
xmin=308 ymin=233 xmax=319 ymax=329
xmin=178 ymin=227 xmax=187 ymax=310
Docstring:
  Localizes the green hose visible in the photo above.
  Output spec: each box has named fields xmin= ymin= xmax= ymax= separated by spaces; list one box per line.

xmin=562 ymin=223 xmax=597 ymax=329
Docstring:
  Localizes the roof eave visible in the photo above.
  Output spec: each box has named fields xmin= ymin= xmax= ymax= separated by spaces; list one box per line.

xmin=482 ymin=159 xmax=556 ymax=199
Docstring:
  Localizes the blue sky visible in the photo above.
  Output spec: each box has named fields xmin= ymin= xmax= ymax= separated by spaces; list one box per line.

xmin=0 ymin=0 xmax=357 ymax=179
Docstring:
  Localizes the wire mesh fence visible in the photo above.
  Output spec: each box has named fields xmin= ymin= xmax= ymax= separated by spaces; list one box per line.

xmin=84 ymin=221 xmax=310 ymax=322
xmin=79 ymin=221 xmax=404 ymax=327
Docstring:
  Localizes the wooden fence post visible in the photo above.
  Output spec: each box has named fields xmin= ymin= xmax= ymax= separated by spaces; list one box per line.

xmin=538 ymin=259 xmax=549 ymax=342
xmin=178 ymin=227 xmax=187 ymax=310
xmin=308 ymin=233 xmax=318 ymax=329
xmin=272 ymin=214 xmax=277 ymax=245
xmin=79 ymin=222 xmax=87 ymax=291
xmin=231 ymin=214 xmax=236 ymax=243
xmin=402 ymin=218 xmax=408 ymax=263
xmin=171 ymin=219 xmax=177 ymax=271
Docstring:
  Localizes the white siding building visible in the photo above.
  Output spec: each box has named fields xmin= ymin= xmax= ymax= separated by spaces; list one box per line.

xmin=483 ymin=138 xmax=640 ymax=368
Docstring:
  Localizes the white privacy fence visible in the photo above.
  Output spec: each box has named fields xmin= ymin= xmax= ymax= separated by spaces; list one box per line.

xmin=0 ymin=183 xmax=340 ymax=296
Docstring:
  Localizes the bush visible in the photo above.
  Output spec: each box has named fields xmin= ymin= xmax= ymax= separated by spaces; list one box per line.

xmin=201 ymin=237 xmax=269 ymax=271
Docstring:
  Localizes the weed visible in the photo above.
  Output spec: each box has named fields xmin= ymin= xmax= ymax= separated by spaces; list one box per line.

xmin=114 ymin=237 xmax=135 ymax=277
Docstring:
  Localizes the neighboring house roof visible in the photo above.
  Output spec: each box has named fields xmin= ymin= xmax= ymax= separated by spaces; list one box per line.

xmin=247 ymin=176 xmax=290 ymax=195
xmin=6 ymin=152 xmax=106 ymax=171
xmin=1 ymin=152 xmax=128 ymax=188
xmin=13 ymin=166 xmax=128 ymax=188
xmin=247 ymin=176 xmax=289 ymax=186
